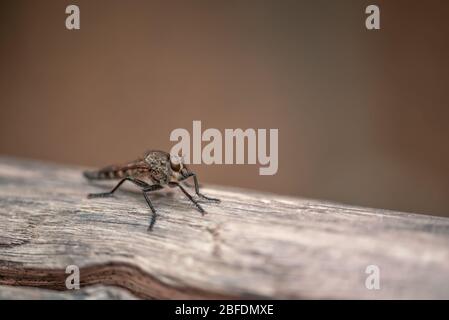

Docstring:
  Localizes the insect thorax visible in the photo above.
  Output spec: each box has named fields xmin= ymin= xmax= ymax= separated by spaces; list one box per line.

xmin=144 ymin=150 xmax=172 ymax=185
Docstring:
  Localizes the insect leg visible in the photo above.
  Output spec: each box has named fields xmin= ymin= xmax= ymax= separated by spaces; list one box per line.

xmin=180 ymin=173 xmax=220 ymax=202
xmin=87 ymin=177 xmax=164 ymax=231
xmin=87 ymin=177 xmax=150 ymax=198
xmin=169 ymin=182 xmax=206 ymax=215
xmin=181 ymin=181 xmax=195 ymax=188
xmin=142 ymin=184 xmax=163 ymax=231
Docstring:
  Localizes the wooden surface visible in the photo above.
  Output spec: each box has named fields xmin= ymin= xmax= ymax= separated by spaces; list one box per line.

xmin=0 ymin=284 xmax=138 ymax=300
xmin=0 ymin=156 xmax=448 ymax=299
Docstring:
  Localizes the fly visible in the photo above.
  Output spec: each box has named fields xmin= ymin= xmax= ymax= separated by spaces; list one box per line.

xmin=83 ymin=150 xmax=220 ymax=231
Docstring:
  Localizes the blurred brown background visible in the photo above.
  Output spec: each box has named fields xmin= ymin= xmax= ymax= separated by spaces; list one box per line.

xmin=1 ymin=0 xmax=448 ymax=217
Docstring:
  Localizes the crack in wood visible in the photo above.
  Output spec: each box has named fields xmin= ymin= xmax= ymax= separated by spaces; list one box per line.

xmin=0 ymin=262 xmax=240 ymax=300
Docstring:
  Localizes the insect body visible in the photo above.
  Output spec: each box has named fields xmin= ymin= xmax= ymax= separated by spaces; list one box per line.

xmin=83 ymin=150 xmax=220 ymax=231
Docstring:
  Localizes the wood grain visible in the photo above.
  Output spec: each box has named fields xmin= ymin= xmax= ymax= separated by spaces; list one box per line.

xmin=0 ymin=156 xmax=448 ymax=299
xmin=0 ymin=284 xmax=137 ymax=300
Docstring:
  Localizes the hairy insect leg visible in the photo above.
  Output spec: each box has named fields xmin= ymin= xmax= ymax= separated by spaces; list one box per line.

xmin=180 ymin=173 xmax=220 ymax=203
xmin=169 ymin=182 xmax=206 ymax=215
xmin=87 ymin=177 xmax=150 ymax=199
xmin=142 ymin=184 xmax=163 ymax=231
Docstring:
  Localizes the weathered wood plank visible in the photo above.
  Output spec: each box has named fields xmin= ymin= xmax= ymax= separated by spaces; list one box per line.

xmin=0 ymin=156 xmax=449 ymax=299
xmin=0 ymin=284 xmax=138 ymax=300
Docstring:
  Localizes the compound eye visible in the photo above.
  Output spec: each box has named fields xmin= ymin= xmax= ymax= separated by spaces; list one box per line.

xmin=170 ymin=161 xmax=180 ymax=172
xmin=170 ymin=155 xmax=182 ymax=172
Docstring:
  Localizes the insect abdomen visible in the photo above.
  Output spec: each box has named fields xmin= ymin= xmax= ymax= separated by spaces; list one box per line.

xmin=83 ymin=160 xmax=150 ymax=180
xmin=83 ymin=167 xmax=129 ymax=180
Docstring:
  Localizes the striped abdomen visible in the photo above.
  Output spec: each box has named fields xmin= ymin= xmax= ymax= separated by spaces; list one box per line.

xmin=83 ymin=160 xmax=150 ymax=180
